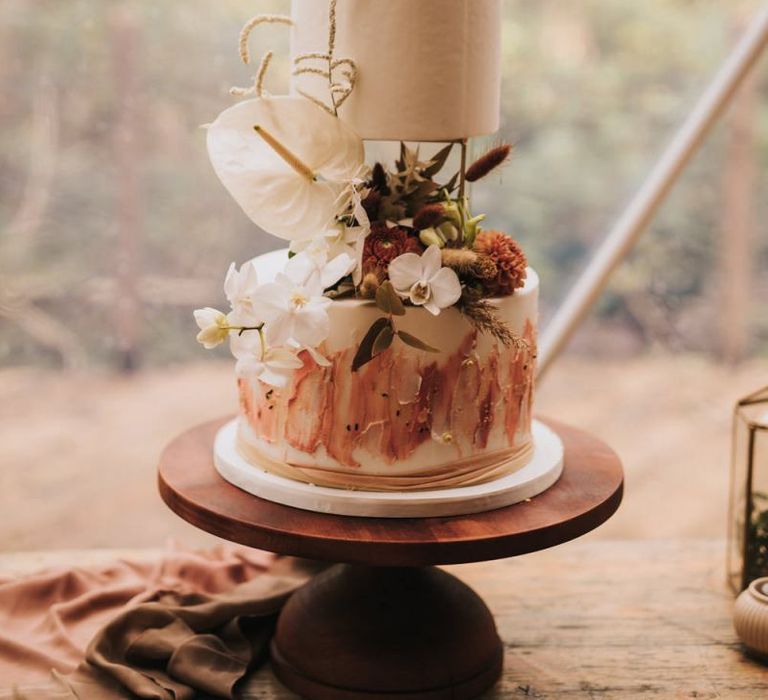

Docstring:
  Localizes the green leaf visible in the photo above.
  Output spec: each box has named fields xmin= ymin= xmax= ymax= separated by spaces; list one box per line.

xmin=397 ymin=330 xmax=439 ymax=353
xmin=372 ymin=324 xmax=395 ymax=357
xmin=443 ymin=172 xmax=459 ymax=194
xmin=375 ymin=281 xmax=406 ymax=316
xmin=352 ymin=317 xmax=390 ymax=372
xmin=423 ymin=143 xmax=454 ymax=178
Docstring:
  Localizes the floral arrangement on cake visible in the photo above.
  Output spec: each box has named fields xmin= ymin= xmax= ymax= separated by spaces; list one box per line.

xmin=194 ymin=2 xmax=529 ymax=386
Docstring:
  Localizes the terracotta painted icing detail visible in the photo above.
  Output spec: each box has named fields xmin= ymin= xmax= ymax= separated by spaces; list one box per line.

xmin=238 ymin=320 xmax=536 ymax=471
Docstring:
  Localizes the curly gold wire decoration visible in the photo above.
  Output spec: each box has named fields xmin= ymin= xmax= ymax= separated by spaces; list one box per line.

xmin=230 ymin=14 xmax=293 ymax=98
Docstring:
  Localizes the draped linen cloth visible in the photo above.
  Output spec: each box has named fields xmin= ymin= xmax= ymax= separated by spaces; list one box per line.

xmin=0 ymin=547 xmax=318 ymax=699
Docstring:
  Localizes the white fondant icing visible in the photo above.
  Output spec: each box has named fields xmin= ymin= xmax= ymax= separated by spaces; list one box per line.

xmin=290 ymin=0 xmax=502 ymax=141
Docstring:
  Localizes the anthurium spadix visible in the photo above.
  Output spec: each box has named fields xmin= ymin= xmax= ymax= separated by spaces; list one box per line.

xmin=206 ymin=96 xmax=365 ymax=241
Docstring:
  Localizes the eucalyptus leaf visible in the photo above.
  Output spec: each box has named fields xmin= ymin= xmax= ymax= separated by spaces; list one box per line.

xmin=375 ymin=281 xmax=406 ymax=316
xmin=372 ymin=324 xmax=395 ymax=357
xmin=352 ymin=317 xmax=390 ymax=372
xmin=397 ymin=330 xmax=439 ymax=353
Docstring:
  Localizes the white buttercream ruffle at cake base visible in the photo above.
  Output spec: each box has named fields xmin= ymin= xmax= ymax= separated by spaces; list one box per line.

xmin=215 ymin=418 xmax=562 ymax=517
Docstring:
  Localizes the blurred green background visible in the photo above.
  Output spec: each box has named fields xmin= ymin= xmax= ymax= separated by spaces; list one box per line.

xmin=1 ymin=0 xmax=766 ymax=370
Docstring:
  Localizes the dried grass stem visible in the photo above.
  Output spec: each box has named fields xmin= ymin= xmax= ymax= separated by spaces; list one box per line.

xmin=458 ymin=295 xmax=527 ymax=349
xmin=465 ymin=144 xmax=512 ymax=182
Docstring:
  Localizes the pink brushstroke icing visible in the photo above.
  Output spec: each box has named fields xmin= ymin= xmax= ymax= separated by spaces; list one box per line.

xmin=238 ymin=320 xmax=536 ymax=469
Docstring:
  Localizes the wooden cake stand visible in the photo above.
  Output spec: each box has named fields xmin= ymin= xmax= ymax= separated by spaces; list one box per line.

xmin=158 ymin=417 xmax=623 ymax=700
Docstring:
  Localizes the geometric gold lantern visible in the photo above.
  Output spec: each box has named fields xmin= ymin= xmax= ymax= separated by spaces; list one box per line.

xmin=727 ymin=386 xmax=768 ymax=594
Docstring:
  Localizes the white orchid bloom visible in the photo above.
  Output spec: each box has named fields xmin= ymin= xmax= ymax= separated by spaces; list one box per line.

xmin=230 ymin=331 xmax=303 ymax=388
xmin=258 ymin=261 xmax=333 ymax=348
xmin=224 ymin=260 xmax=262 ymax=325
xmin=284 ymin=245 xmax=355 ymax=292
xmin=387 ymin=245 xmax=462 ymax=316
xmin=194 ymin=307 xmax=230 ymax=349
xmin=206 ymin=97 xmax=364 ymax=241
xmin=287 ymin=168 xmax=371 ymax=284
xmin=292 ymin=224 xmax=369 ymax=286
xmin=291 ymin=222 xmax=360 ymax=264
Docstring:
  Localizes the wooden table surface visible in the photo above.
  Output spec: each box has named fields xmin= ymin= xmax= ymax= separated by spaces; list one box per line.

xmin=2 ymin=539 xmax=767 ymax=699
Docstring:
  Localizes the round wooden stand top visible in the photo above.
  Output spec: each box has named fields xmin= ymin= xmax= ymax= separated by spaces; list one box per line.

xmin=158 ymin=417 xmax=623 ymax=566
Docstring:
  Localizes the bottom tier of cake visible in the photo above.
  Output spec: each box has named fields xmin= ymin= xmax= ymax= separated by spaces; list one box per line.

xmin=236 ymin=249 xmax=539 ymax=492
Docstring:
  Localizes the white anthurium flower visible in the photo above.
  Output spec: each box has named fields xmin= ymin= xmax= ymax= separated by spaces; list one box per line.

xmin=388 ymin=245 xmax=462 ymax=316
xmin=230 ymin=331 xmax=303 ymax=388
xmin=206 ymin=96 xmax=364 ymax=241
xmin=194 ymin=308 xmax=230 ymax=349
xmin=258 ymin=268 xmax=333 ymax=349
xmin=224 ymin=260 xmax=262 ymax=325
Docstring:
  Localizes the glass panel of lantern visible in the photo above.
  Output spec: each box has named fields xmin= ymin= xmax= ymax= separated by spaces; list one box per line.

xmin=728 ymin=386 xmax=768 ymax=593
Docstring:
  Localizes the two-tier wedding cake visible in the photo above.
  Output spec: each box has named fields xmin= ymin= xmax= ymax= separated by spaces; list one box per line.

xmin=195 ymin=0 xmax=563 ymax=516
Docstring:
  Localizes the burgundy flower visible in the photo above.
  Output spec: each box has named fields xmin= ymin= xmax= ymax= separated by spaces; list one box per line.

xmin=362 ymin=223 xmax=424 ymax=279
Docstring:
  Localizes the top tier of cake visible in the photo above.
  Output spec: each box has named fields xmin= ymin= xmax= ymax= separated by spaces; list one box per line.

xmin=290 ymin=0 xmax=502 ymax=142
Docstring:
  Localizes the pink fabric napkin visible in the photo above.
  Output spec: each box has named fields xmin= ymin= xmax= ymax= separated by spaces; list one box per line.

xmin=0 ymin=546 xmax=317 ymax=698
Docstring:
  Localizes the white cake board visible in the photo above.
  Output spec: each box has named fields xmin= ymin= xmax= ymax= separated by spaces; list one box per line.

xmin=213 ymin=419 xmax=564 ymax=518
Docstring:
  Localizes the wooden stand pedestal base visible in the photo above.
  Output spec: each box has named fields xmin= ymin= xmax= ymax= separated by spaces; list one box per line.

xmin=159 ymin=418 xmax=623 ymax=700
xmin=271 ymin=564 xmax=502 ymax=700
